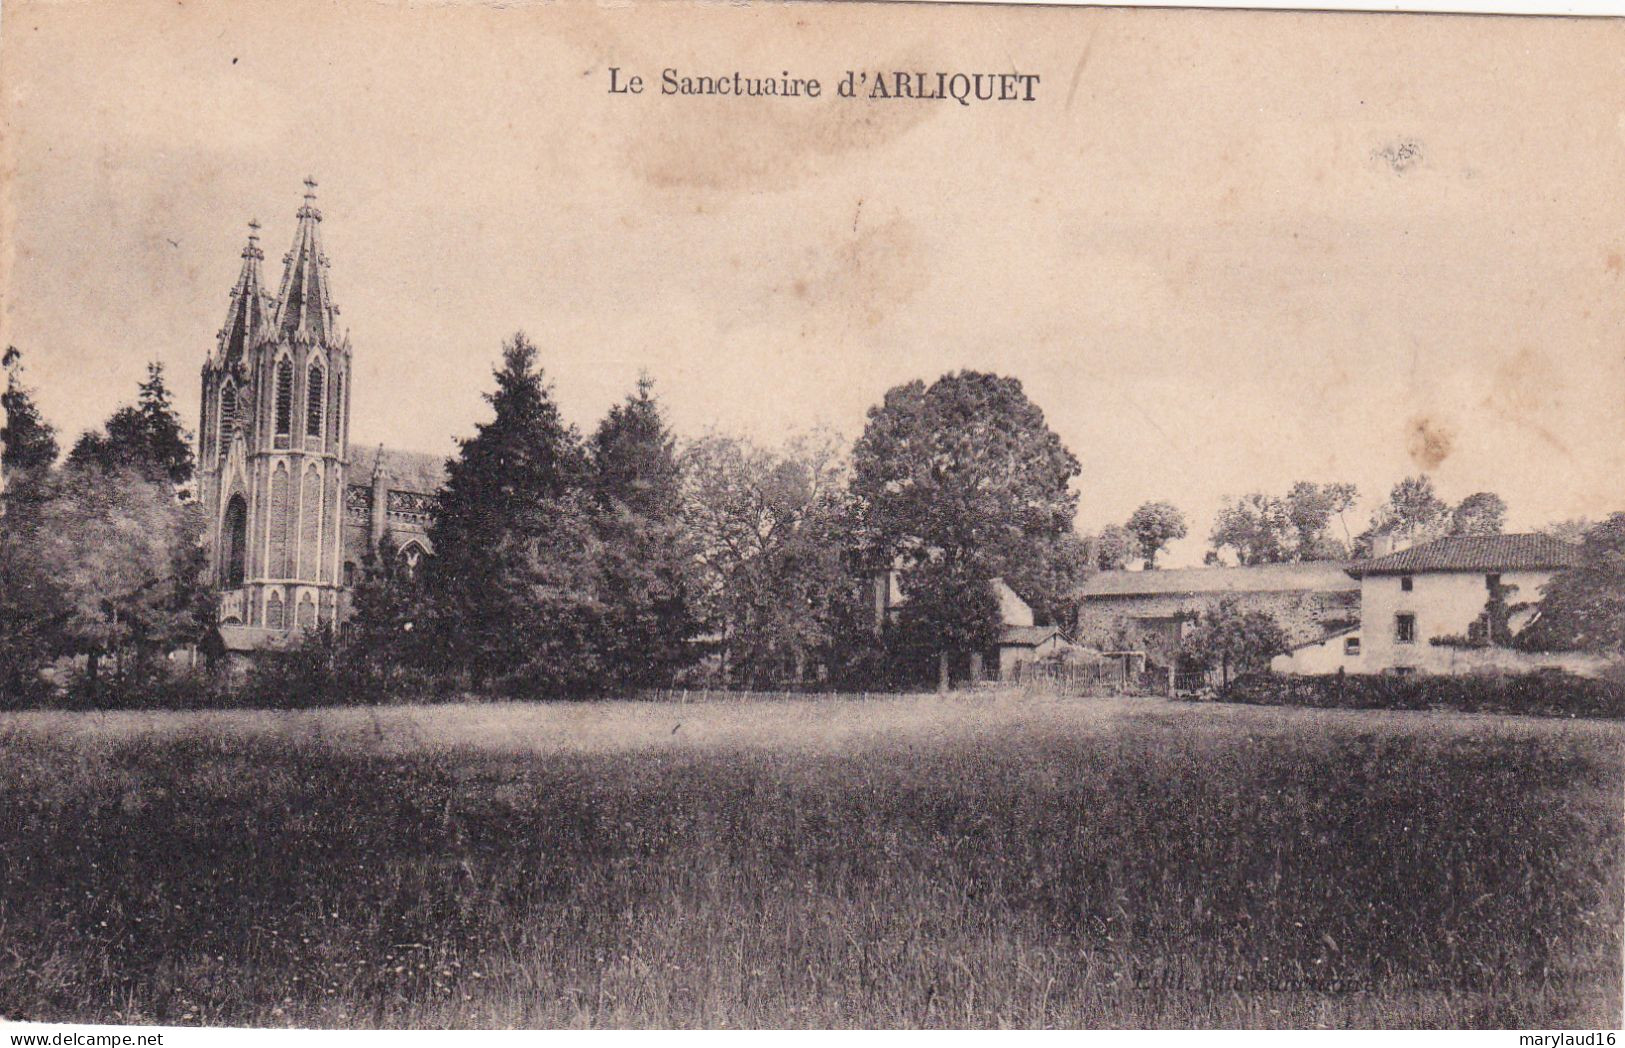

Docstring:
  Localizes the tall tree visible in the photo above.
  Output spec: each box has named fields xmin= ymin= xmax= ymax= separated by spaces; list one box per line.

xmin=1209 ymin=493 xmax=1291 ymax=566
xmin=339 ymin=551 xmax=429 ymax=696
xmin=1360 ymin=475 xmax=1451 ymax=554
xmin=68 ymin=363 xmax=194 ymax=489
xmin=1182 ymin=597 xmax=1290 ymax=689
xmin=1284 ymin=481 xmax=1358 ymax=558
xmin=591 ymin=374 xmax=682 ymax=519
xmin=1543 ymin=517 xmax=1593 ymax=544
xmin=682 ymin=430 xmax=851 ymax=687
xmin=18 ymin=461 xmax=209 ymax=700
xmin=423 ymin=333 xmax=600 ymax=693
xmin=1093 ymin=524 xmax=1135 ymax=571
xmin=1126 ymin=500 xmax=1187 ymax=569
xmin=850 ymin=372 xmax=1083 ymax=684
xmin=1210 ymin=482 xmax=1358 ymax=564
xmin=589 ymin=376 xmax=702 ymax=688
xmin=1 ymin=347 xmax=59 ymax=486
xmin=1450 ymin=491 xmax=1508 ymax=536
xmin=1517 ymin=513 xmax=1625 ymax=655
xmin=0 ymin=347 xmax=62 ymax=699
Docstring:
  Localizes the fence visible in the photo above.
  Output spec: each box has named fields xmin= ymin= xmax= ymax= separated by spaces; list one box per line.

xmin=630 ymin=668 xmax=1223 ymax=703
xmin=1008 ymin=661 xmax=1219 ymax=698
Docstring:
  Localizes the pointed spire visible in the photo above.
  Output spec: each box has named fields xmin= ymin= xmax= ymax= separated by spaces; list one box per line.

xmin=272 ymin=177 xmax=339 ymax=344
xmin=216 ymin=218 xmax=270 ymax=365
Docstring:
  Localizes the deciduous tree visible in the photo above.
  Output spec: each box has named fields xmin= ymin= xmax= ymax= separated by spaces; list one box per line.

xmin=1126 ymin=500 xmax=1187 ymax=569
xmin=1209 ymin=482 xmax=1359 ymax=564
xmin=1093 ymin=524 xmax=1134 ymax=571
xmin=20 ymin=461 xmax=209 ymax=700
xmin=1359 ymin=475 xmax=1452 ymax=554
xmin=1182 ymin=597 xmax=1290 ymax=689
xmin=1517 ymin=513 xmax=1625 ymax=655
xmin=849 ymin=372 xmax=1083 ymax=684
xmin=682 ymin=429 xmax=851 ymax=687
xmin=1450 ymin=491 xmax=1508 ymax=536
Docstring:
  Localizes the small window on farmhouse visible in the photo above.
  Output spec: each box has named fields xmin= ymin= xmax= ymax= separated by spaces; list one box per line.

xmin=1344 ymin=637 xmax=1361 ymax=656
xmin=1392 ymin=666 xmax=1417 ymax=677
xmin=1400 ymin=575 xmax=1413 ymax=592
xmin=1486 ymin=573 xmax=1501 ymax=592
xmin=1395 ymin=613 xmax=1416 ymax=644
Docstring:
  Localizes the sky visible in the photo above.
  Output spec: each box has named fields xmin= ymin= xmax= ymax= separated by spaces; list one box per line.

xmin=2 ymin=0 xmax=1622 ymax=566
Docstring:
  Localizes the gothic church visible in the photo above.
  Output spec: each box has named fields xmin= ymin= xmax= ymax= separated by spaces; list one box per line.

xmin=199 ymin=181 xmax=444 ymax=646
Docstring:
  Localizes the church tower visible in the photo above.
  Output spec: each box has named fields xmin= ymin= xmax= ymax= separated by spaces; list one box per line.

xmin=200 ymin=179 xmax=351 ymax=634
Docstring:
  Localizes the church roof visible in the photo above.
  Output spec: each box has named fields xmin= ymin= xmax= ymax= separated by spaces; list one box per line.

xmin=271 ymin=178 xmax=339 ymax=344
xmin=215 ymin=220 xmax=272 ymax=366
xmin=349 ymin=444 xmax=448 ymax=496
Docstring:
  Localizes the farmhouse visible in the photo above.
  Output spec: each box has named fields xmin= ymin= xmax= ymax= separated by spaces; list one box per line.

xmin=869 ymin=571 xmax=1070 ymax=680
xmin=1074 ymin=561 xmax=1361 ymax=664
xmin=1343 ymin=532 xmax=1602 ymax=676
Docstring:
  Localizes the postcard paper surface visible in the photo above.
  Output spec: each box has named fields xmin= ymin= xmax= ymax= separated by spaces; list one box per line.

xmin=1 ymin=0 xmax=1622 ymax=1032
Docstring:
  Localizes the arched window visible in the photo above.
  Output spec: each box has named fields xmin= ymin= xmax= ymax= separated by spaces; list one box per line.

xmin=222 ymin=495 xmax=248 ymax=588
xmin=274 ymin=359 xmax=293 ymax=437
xmin=333 ymin=373 xmax=344 ymax=445
xmin=219 ymin=383 xmax=237 ymax=461
xmin=397 ymin=541 xmax=427 ymax=579
xmin=306 ymin=363 xmax=325 ymax=437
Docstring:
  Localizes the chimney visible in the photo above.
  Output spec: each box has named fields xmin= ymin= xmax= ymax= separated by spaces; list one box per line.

xmin=1371 ymin=533 xmax=1394 ymax=559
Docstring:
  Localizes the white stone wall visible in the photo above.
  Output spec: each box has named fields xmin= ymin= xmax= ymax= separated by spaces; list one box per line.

xmin=1272 ymin=632 xmax=1362 ymax=674
xmin=1359 ymin=569 xmax=1553 ymax=674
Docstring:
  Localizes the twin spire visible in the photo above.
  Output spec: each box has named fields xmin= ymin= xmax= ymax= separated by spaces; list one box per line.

xmin=216 ymin=178 xmax=339 ymax=364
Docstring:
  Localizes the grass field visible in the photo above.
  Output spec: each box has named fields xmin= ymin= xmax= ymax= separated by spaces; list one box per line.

xmin=0 ymin=693 xmax=1619 ymax=1029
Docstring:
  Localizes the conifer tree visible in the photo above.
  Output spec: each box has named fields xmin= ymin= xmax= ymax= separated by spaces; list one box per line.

xmin=1 ymin=348 xmax=62 ymax=699
xmin=589 ymin=375 xmax=701 ymax=688
xmin=340 ymin=552 xmax=428 ymax=695
xmin=423 ymin=333 xmax=601 ymax=693
xmin=2 ymin=347 xmax=59 ymax=486
xmin=69 ymin=363 xmax=195 ymax=490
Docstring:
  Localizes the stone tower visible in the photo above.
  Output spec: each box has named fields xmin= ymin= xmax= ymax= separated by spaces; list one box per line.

xmin=199 ymin=179 xmax=351 ymax=634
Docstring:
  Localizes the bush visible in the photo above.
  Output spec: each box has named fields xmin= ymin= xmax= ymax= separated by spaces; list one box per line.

xmin=1222 ymin=670 xmax=1625 ymax=719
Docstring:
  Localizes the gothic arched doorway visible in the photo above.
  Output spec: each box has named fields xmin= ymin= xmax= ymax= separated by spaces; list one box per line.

xmin=222 ymin=495 xmax=248 ymax=589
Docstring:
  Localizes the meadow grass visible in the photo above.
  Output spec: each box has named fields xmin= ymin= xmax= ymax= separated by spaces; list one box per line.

xmin=0 ymin=694 xmax=1619 ymax=1028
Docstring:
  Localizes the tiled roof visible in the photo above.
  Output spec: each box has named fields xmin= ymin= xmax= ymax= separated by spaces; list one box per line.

xmin=348 ymin=444 xmax=449 ymax=496
xmin=1350 ymin=533 xmax=1581 ymax=576
xmin=1078 ymin=561 xmax=1358 ymax=598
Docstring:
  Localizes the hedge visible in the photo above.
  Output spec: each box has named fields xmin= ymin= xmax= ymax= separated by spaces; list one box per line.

xmin=1220 ymin=670 xmax=1625 ymax=720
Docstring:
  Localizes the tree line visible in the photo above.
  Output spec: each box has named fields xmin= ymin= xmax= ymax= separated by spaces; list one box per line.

xmin=0 ymin=338 xmax=1096 ymax=703
xmin=3 ymin=336 xmax=1621 ymax=707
